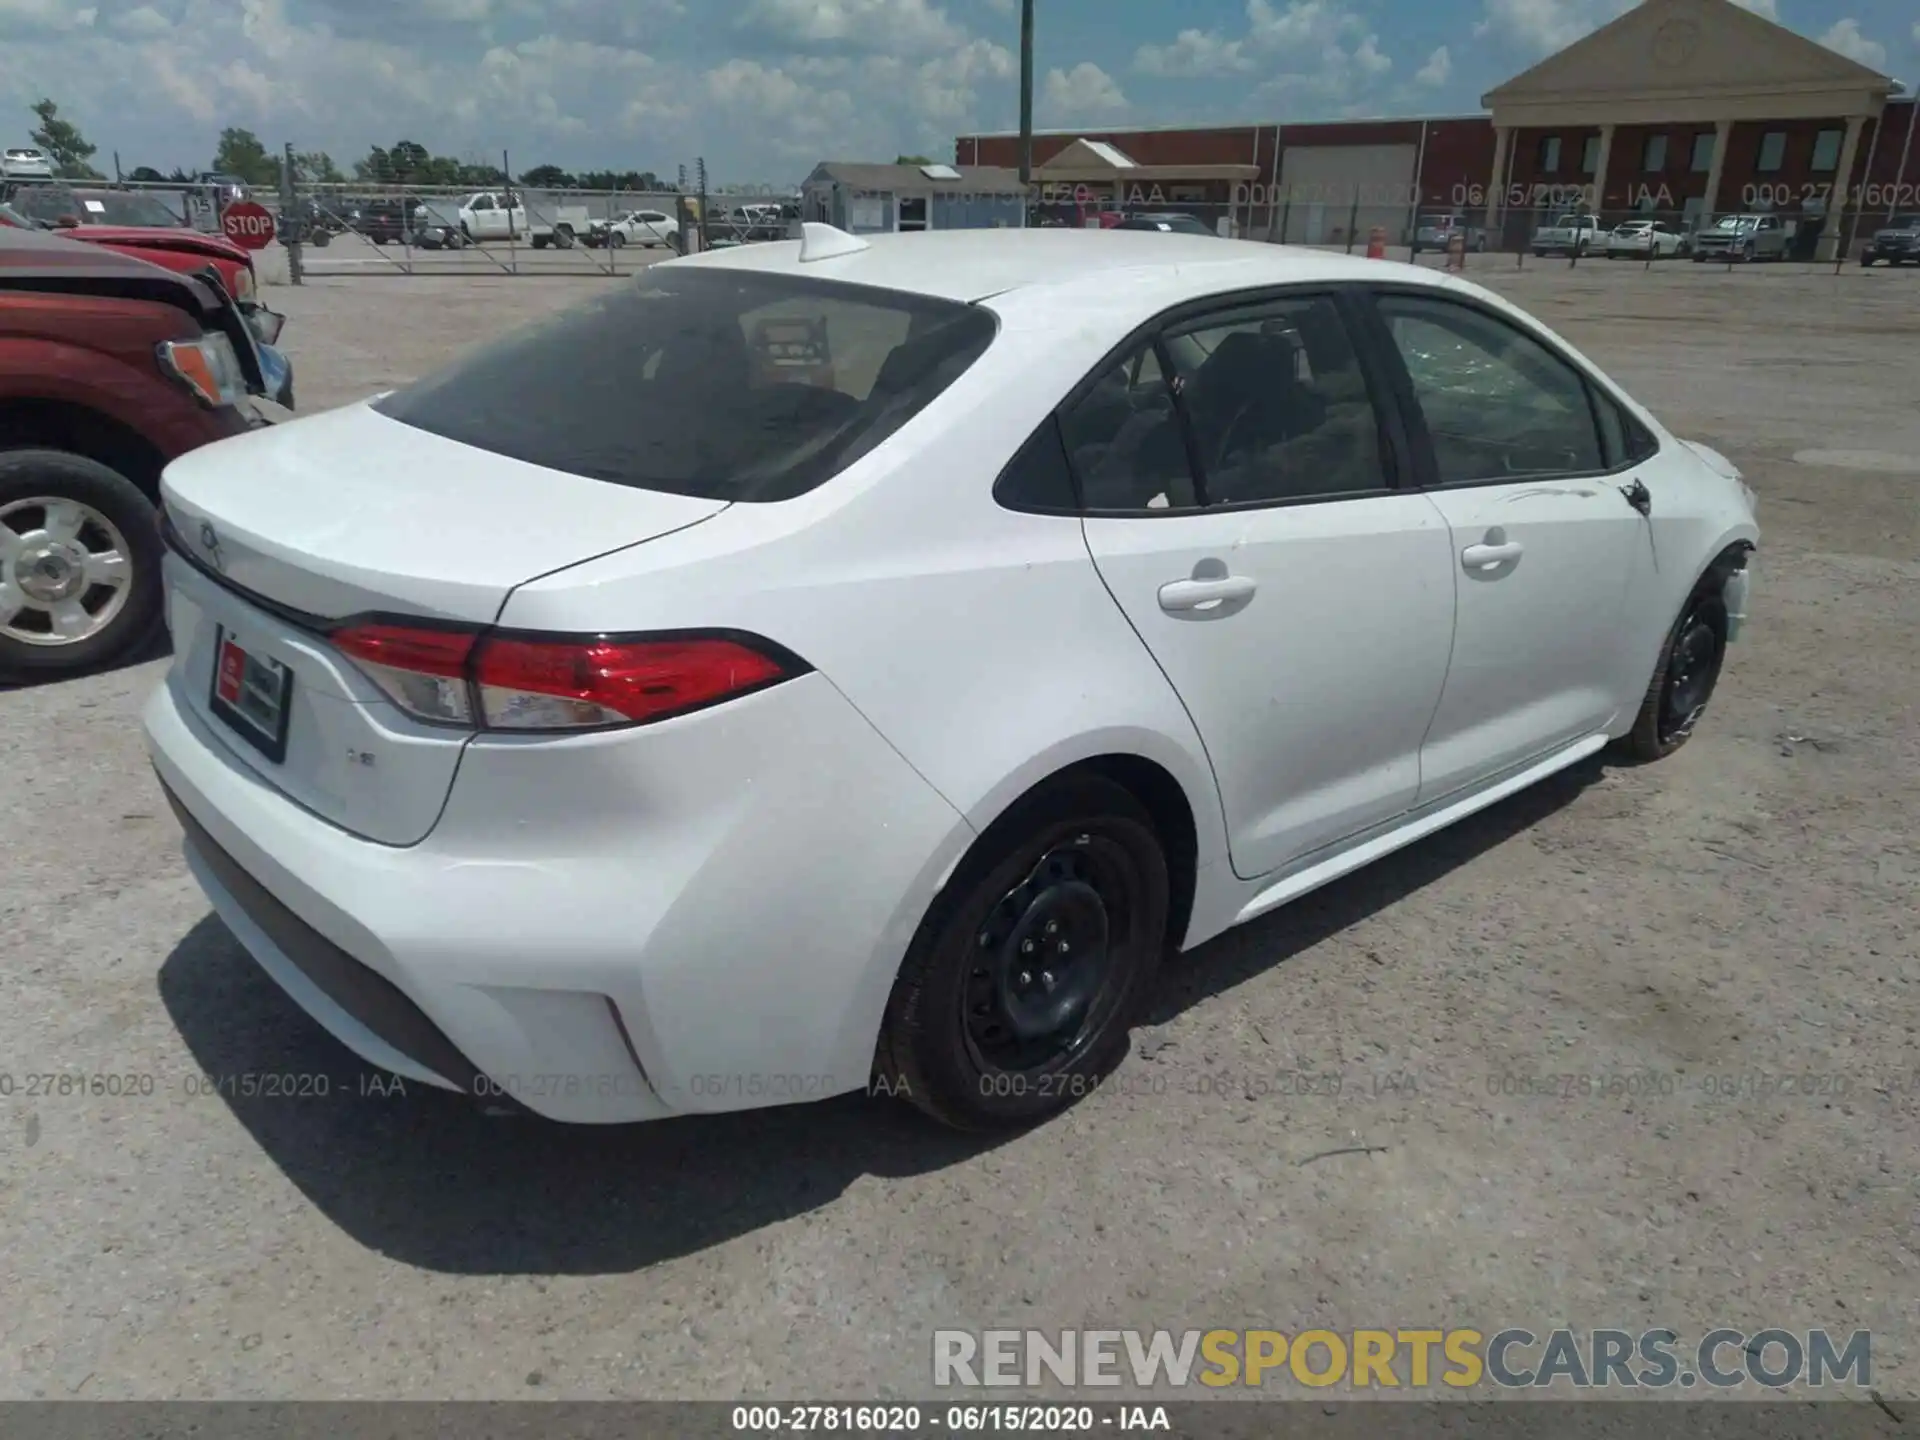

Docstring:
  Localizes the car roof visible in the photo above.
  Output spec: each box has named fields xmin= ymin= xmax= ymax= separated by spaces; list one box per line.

xmin=672 ymin=227 xmax=1427 ymax=305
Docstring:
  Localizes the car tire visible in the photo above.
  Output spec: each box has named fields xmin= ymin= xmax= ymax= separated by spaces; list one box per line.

xmin=875 ymin=773 xmax=1170 ymax=1132
xmin=553 ymin=225 xmax=575 ymax=250
xmin=0 ymin=450 xmax=164 ymax=681
xmin=1620 ymin=587 xmax=1730 ymax=763
xmin=608 ymin=230 xmax=627 ymax=248
xmin=530 ymin=236 xmax=548 ymax=250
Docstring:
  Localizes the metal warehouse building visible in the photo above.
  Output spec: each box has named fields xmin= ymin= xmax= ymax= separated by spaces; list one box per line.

xmin=958 ymin=0 xmax=1917 ymax=258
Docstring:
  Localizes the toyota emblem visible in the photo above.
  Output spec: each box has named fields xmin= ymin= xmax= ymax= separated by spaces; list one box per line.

xmin=198 ymin=520 xmax=226 ymax=572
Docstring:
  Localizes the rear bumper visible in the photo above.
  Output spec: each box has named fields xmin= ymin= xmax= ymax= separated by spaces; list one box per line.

xmin=143 ymin=655 xmax=973 ymax=1124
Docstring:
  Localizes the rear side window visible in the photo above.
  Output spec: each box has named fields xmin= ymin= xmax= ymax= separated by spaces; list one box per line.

xmin=994 ymin=416 xmax=1079 ymax=512
xmin=375 ymin=268 xmax=997 ymax=503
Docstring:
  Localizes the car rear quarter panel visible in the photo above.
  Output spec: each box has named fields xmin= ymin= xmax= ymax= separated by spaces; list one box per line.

xmin=495 ymin=300 xmax=1234 ymax=938
xmin=0 ymin=296 xmax=238 ymax=457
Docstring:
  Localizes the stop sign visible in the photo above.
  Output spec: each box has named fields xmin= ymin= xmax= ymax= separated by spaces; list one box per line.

xmin=220 ymin=200 xmax=275 ymax=251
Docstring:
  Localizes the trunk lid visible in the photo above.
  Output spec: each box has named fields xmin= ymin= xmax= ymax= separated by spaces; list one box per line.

xmin=159 ymin=400 xmax=729 ymax=623
xmin=159 ymin=401 xmax=730 ymax=843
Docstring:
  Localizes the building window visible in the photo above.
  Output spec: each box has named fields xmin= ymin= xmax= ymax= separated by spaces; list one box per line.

xmin=1756 ymin=131 xmax=1787 ymax=172
xmin=1810 ymin=128 xmax=1843 ymax=172
xmin=1690 ymin=132 xmax=1715 ymax=172
xmin=1643 ymin=134 xmax=1668 ymax=171
xmin=1538 ymin=135 xmax=1562 ymax=172
xmin=1582 ymin=135 xmax=1601 ymax=174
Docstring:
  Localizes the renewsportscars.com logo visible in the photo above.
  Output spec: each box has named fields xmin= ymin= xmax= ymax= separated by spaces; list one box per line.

xmin=932 ymin=1328 xmax=1872 ymax=1391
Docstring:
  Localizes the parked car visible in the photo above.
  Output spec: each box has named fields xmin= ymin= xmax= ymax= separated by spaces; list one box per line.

xmin=346 ymin=198 xmax=410 ymax=245
xmin=143 ymin=227 xmax=1758 ymax=1132
xmin=0 ymin=226 xmax=287 ymax=678
xmin=1691 ymin=213 xmax=1788 ymax=262
xmin=456 ymin=191 xmax=592 ymax=249
xmin=1414 ymin=214 xmax=1489 ymax=251
xmin=1113 ymin=211 xmax=1218 ymax=236
xmin=275 ymin=196 xmax=341 ymax=248
xmin=1531 ymin=213 xmax=1603 ymax=256
xmin=585 ymin=209 xmax=682 ymax=250
xmin=1861 ymin=213 xmax=1920 ymax=266
xmin=1605 ymin=219 xmax=1685 ymax=259
xmin=1 ymin=147 xmax=54 ymax=181
xmin=0 ymin=182 xmax=285 ymax=355
xmin=193 ymin=173 xmax=250 ymax=208
xmin=407 ymin=202 xmax=471 ymax=250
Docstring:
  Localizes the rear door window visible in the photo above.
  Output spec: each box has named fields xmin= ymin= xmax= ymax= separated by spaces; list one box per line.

xmin=374 ymin=268 xmax=997 ymax=502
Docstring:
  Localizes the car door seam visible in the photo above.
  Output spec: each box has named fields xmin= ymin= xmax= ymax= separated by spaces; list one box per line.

xmin=1076 ymin=517 xmax=1245 ymax=881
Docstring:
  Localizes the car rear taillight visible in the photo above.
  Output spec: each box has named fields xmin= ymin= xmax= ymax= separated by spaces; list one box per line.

xmin=331 ymin=623 xmax=478 ymax=724
xmin=329 ymin=623 xmax=800 ymax=732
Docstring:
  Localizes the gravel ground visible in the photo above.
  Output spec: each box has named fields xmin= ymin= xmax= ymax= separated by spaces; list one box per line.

xmin=0 ymin=257 xmax=1915 ymax=1402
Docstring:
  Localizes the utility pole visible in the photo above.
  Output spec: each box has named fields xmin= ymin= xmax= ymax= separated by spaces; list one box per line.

xmin=1018 ymin=0 xmax=1035 ymax=187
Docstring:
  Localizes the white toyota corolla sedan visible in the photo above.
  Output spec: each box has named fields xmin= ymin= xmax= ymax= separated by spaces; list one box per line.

xmin=144 ymin=226 xmax=1758 ymax=1131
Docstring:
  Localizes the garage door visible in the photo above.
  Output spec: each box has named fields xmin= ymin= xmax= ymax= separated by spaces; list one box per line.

xmin=1278 ymin=143 xmax=1416 ymax=248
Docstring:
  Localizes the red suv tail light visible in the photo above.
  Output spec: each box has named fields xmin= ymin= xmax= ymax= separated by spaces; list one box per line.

xmin=329 ymin=623 xmax=803 ymax=732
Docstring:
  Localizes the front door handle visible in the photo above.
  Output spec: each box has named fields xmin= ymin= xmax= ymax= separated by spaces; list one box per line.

xmin=1462 ymin=541 xmax=1524 ymax=569
xmin=1158 ymin=575 xmax=1257 ymax=611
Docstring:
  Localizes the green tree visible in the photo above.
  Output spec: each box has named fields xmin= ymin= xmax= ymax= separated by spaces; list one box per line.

xmin=29 ymin=99 xmax=103 ymax=179
xmin=212 ymin=127 xmax=280 ymax=187
xmin=519 ymin=164 xmax=575 ymax=189
xmin=295 ymin=150 xmax=344 ymax=185
xmin=128 ymin=165 xmax=167 ymax=183
xmin=895 ymin=154 xmax=936 ymax=166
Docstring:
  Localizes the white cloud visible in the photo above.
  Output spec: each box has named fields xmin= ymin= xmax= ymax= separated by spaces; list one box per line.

xmin=1133 ymin=0 xmax=1402 ymax=108
xmin=1134 ymin=28 xmax=1252 ymax=78
xmin=1043 ymin=60 xmax=1126 ymax=119
xmin=111 ymin=4 xmax=171 ymax=32
xmin=1817 ymin=17 xmax=1886 ymax=69
xmin=1470 ymin=0 xmax=1634 ymax=57
xmin=0 ymin=0 xmax=1025 ymax=183
xmin=982 ymin=0 xmax=1010 ymax=11
xmin=735 ymin=0 xmax=965 ymax=56
xmin=1414 ymin=43 xmax=1450 ymax=86
xmin=0 ymin=0 xmax=96 ymax=30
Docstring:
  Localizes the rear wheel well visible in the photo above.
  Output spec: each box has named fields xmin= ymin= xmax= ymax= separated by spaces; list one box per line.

xmin=0 ymin=400 xmax=165 ymax=502
xmin=1048 ymin=754 xmax=1198 ymax=954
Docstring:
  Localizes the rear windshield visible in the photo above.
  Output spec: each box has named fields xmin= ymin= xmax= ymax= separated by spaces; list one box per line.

xmin=374 ymin=267 xmax=996 ymax=502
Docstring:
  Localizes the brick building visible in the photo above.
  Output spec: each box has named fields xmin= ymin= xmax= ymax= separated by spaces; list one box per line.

xmin=957 ymin=0 xmax=1918 ymax=257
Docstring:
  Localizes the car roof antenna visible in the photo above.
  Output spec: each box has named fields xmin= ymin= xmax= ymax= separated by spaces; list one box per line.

xmin=797 ymin=222 xmax=870 ymax=263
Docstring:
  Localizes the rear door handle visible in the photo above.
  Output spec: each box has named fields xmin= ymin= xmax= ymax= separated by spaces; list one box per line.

xmin=1462 ymin=541 xmax=1524 ymax=569
xmin=1157 ymin=575 xmax=1257 ymax=611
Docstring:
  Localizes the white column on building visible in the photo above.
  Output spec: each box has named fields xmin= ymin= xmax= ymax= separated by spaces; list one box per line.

xmin=1589 ymin=123 xmax=1616 ymax=217
xmin=1485 ymin=124 xmax=1512 ymax=230
xmin=1701 ymin=118 xmax=1734 ymax=221
xmin=1819 ymin=112 xmax=1869 ymax=260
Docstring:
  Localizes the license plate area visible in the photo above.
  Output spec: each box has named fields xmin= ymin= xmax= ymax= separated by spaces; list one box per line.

xmin=209 ymin=625 xmax=293 ymax=763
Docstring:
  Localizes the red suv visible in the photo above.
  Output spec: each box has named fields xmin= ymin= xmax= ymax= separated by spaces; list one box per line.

xmin=1 ymin=226 xmax=278 ymax=679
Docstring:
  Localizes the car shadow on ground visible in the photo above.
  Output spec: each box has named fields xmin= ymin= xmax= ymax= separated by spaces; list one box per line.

xmin=156 ymin=752 xmax=1605 ymax=1276
xmin=0 ymin=630 xmax=171 ymax=692
xmin=1144 ymin=753 xmax=1606 ymax=1025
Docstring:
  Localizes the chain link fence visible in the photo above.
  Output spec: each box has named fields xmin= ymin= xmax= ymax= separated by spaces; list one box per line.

xmin=1022 ymin=179 xmax=1911 ymax=277
xmin=10 ymin=158 xmax=1907 ymax=286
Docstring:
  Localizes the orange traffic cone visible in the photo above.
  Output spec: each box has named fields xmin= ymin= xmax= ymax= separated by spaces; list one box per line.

xmin=1366 ymin=225 xmax=1386 ymax=260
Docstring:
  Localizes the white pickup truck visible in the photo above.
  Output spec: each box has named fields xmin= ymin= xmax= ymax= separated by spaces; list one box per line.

xmin=456 ymin=190 xmax=594 ymax=249
xmin=1531 ymin=213 xmax=1604 ymax=257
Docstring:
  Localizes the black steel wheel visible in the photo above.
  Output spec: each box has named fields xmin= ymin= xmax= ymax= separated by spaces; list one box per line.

xmin=876 ymin=774 xmax=1169 ymax=1130
xmin=1622 ymin=590 xmax=1729 ymax=761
